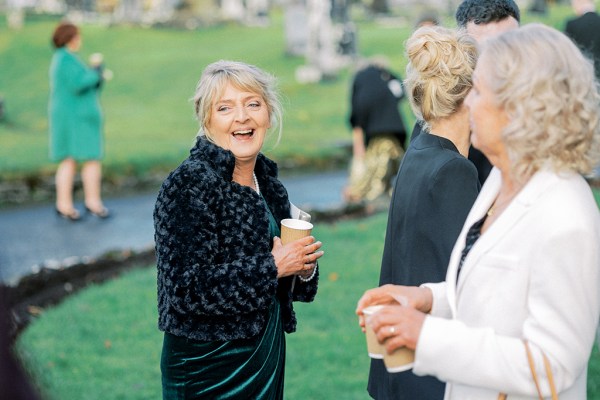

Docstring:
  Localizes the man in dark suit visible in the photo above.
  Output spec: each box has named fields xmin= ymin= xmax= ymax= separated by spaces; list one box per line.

xmin=565 ymin=0 xmax=600 ymax=181
xmin=565 ymin=0 xmax=600 ymax=80
xmin=456 ymin=0 xmax=520 ymax=186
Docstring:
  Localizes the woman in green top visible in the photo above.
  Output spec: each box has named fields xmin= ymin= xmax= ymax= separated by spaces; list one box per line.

xmin=49 ymin=21 xmax=109 ymax=220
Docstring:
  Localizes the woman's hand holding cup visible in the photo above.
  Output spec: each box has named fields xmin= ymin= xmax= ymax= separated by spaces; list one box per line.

xmin=356 ymin=284 xmax=433 ymax=331
xmin=89 ymin=52 xmax=103 ymax=67
xmin=271 ymin=235 xmax=323 ymax=278
xmin=357 ymin=289 xmax=429 ymax=373
xmin=368 ymin=305 xmax=425 ymax=353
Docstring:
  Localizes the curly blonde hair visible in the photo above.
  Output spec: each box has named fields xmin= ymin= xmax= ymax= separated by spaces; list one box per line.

xmin=404 ymin=26 xmax=478 ymax=132
xmin=193 ymin=60 xmax=283 ymax=146
xmin=481 ymin=23 xmax=600 ymax=179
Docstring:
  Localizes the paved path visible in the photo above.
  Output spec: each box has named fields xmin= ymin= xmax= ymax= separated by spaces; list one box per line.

xmin=0 ymin=170 xmax=348 ymax=285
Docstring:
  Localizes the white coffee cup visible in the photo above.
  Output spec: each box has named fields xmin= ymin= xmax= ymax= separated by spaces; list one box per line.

xmin=363 ymin=305 xmax=385 ymax=359
xmin=280 ymin=218 xmax=313 ymax=245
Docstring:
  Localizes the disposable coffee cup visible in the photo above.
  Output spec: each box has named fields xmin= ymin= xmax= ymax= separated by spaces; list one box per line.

xmin=383 ymin=295 xmax=415 ymax=372
xmin=383 ymin=346 xmax=415 ymax=372
xmin=280 ymin=218 xmax=313 ymax=245
xmin=363 ymin=305 xmax=385 ymax=359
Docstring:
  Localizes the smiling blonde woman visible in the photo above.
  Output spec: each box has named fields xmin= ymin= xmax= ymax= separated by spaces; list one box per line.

xmin=154 ymin=60 xmax=324 ymax=399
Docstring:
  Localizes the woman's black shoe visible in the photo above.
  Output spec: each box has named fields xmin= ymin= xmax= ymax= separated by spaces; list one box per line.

xmin=85 ymin=206 xmax=110 ymax=218
xmin=55 ymin=208 xmax=81 ymax=221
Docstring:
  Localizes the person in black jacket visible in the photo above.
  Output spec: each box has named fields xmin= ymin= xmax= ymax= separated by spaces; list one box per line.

xmin=344 ymin=57 xmax=408 ymax=204
xmin=154 ymin=60 xmax=324 ymax=399
xmin=455 ymin=0 xmax=520 ymax=185
xmin=565 ymin=0 xmax=600 ymax=80
xmin=365 ymin=26 xmax=480 ymax=400
xmin=566 ymin=0 xmax=600 ymax=182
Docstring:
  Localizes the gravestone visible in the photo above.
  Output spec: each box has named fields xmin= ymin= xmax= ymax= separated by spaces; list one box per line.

xmin=284 ymin=0 xmax=308 ymax=56
xmin=245 ymin=0 xmax=269 ymax=25
xmin=295 ymin=0 xmax=354 ymax=82
xmin=221 ymin=0 xmax=244 ymax=21
xmin=112 ymin=0 xmax=143 ymax=23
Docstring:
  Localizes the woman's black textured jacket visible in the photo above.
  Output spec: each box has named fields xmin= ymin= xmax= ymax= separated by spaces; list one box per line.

xmin=154 ymin=136 xmax=319 ymax=341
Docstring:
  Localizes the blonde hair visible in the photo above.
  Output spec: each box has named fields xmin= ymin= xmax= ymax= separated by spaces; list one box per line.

xmin=192 ymin=60 xmax=283 ymax=145
xmin=480 ymin=23 xmax=600 ymax=179
xmin=404 ymin=26 xmax=478 ymax=132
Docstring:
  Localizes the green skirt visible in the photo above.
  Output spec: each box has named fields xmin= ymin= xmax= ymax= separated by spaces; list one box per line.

xmin=161 ymin=299 xmax=285 ymax=399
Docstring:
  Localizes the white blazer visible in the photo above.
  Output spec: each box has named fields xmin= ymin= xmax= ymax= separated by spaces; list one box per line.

xmin=413 ymin=168 xmax=600 ymax=400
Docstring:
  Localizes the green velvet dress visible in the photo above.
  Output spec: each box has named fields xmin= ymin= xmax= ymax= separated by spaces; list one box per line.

xmin=161 ymin=198 xmax=285 ymax=399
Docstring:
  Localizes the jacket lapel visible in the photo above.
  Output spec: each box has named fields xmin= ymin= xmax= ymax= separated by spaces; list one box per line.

xmin=448 ymin=169 xmax=558 ymax=312
xmin=446 ymin=168 xmax=501 ymax=316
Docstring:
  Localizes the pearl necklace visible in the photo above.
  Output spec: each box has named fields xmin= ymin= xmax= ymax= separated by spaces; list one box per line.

xmin=253 ymin=173 xmax=260 ymax=195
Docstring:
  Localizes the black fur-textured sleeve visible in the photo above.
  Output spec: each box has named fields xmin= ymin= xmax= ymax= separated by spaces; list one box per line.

xmin=292 ymin=267 xmax=319 ymax=302
xmin=155 ymin=161 xmax=278 ymax=319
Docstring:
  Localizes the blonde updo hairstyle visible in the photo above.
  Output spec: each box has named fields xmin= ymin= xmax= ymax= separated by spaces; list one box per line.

xmin=193 ymin=60 xmax=283 ymax=145
xmin=480 ymin=23 xmax=600 ymax=179
xmin=404 ymin=26 xmax=478 ymax=132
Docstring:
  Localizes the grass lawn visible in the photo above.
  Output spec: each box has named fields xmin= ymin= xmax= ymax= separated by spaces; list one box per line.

xmin=0 ymin=2 xmax=585 ymax=181
xmin=0 ymin=10 xmax=414 ymax=179
xmin=7 ymin=1 xmax=600 ymax=398
xmin=15 ymin=212 xmax=600 ymax=399
xmin=16 ymin=213 xmax=386 ymax=399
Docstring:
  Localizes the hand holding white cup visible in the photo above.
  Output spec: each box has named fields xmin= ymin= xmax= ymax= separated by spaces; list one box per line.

xmin=89 ymin=52 xmax=103 ymax=67
xmin=364 ymin=299 xmax=416 ymax=373
xmin=273 ymin=218 xmax=323 ymax=280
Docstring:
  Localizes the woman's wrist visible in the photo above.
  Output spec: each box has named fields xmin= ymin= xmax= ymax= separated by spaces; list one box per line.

xmin=419 ymin=285 xmax=433 ymax=314
xmin=297 ymin=264 xmax=317 ymax=282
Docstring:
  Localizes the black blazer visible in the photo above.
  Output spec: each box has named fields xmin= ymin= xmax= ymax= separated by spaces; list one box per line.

xmin=368 ymin=132 xmax=480 ymax=400
xmin=565 ymin=11 xmax=600 ymax=79
xmin=411 ymin=121 xmax=492 ymax=185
